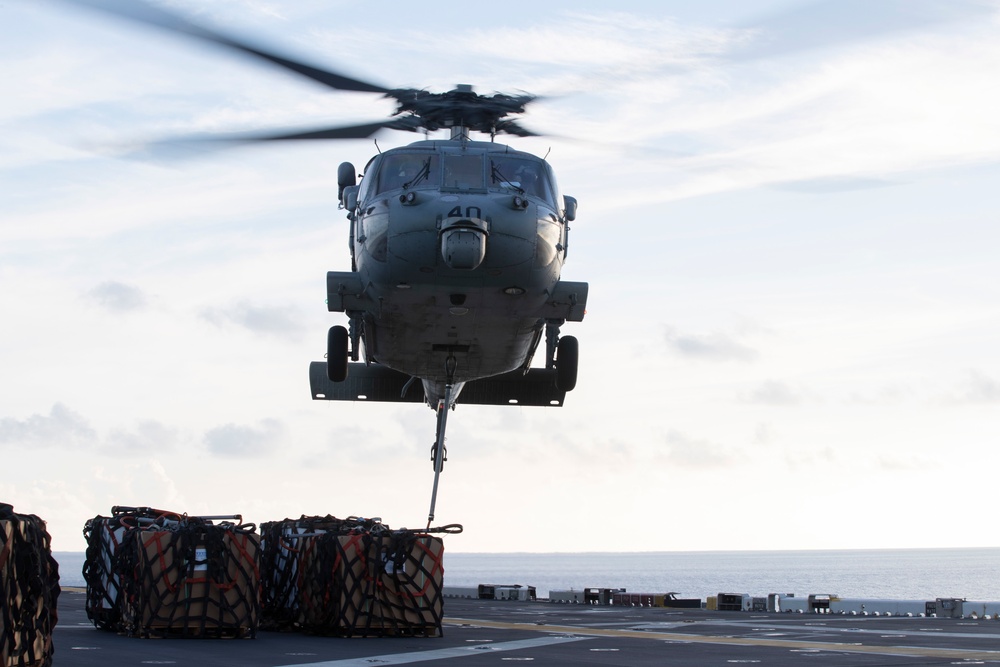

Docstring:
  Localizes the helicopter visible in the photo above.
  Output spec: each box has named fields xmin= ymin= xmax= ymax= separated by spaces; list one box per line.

xmin=57 ymin=0 xmax=589 ymax=521
xmin=315 ymin=95 xmax=588 ymax=411
xmin=317 ymin=96 xmax=588 ymax=521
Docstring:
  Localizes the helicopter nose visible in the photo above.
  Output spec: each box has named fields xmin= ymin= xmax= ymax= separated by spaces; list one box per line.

xmin=440 ymin=219 xmax=488 ymax=270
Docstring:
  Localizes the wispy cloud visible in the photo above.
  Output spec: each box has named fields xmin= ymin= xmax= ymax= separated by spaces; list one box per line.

xmin=875 ymin=454 xmax=936 ymax=471
xmin=659 ymin=429 xmax=744 ymax=469
xmin=568 ymin=5 xmax=1000 ymax=206
xmin=770 ymin=175 xmax=901 ymax=194
xmin=665 ymin=327 xmax=758 ymax=362
xmin=184 ymin=0 xmax=293 ymax=23
xmin=729 ymin=0 xmax=995 ymax=60
xmin=846 ymin=385 xmax=911 ymax=406
xmin=753 ymin=423 xmax=774 ymax=446
xmin=87 ymin=280 xmax=148 ymax=312
xmin=104 ymin=420 xmax=180 ymax=456
xmin=204 ymin=418 xmax=285 ymax=457
xmin=946 ymin=370 xmax=1000 ymax=405
xmin=309 ymin=419 xmax=416 ymax=466
xmin=0 ymin=403 xmax=97 ymax=447
xmin=200 ymin=301 xmax=304 ymax=339
xmin=0 ymin=405 xmax=182 ymax=456
xmin=742 ymin=380 xmax=804 ymax=406
xmin=93 ymin=458 xmax=185 ymax=508
xmin=782 ymin=446 xmax=836 ymax=470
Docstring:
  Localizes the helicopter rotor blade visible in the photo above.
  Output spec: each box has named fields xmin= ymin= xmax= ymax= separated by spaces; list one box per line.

xmin=123 ymin=118 xmax=426 ymax=159
xmin=233 ymin=121 xmax=406 ymax=143
xmin=49 ymin=2 xmax=552 ymax=143
xmin=495 ymin=120 xmax=542 ymax=138
xmin=55 ymin=0 xmax=390 ymax=94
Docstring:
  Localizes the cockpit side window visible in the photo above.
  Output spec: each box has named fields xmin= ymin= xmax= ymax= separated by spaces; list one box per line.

xmin=375 ymin=153 xmax=439 ymax=194
xmin=490 ymin=156 xmax=555 ymax=204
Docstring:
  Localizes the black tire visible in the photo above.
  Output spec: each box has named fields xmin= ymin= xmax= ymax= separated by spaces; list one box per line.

xmin=327 ymin=325 xmax=349 ymax=382
xmin=555 ymin=335 xmax=579 ymax=392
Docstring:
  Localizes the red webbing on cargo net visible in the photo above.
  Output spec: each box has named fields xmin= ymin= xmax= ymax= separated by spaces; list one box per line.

xmin=373 ymin=531 xmax=445 ymax=636
xmin=1 ymin=503 xmax=59 ymax=667
xmin=117 ymin=519 xmax=260 ymax=638
xmin=383 ymin=534 xmax=445 ymax=599
xmin=260 ymin=516 xmax=455 ymax=638
xmin=296 ymin=530 xmax=354 ymax=634
xmin=288 ymin=522 xmax=445 ymax=637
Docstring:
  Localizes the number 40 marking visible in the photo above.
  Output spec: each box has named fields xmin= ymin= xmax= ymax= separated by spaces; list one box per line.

xmin=447 ymin=206 xmax=482 ymax=219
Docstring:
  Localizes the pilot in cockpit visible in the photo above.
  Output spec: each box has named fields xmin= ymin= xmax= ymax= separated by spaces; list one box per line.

xmin=380 ymin=155 xmax=421 ymax=192
xmin=518 ymin=167 xmax=540 ymax=197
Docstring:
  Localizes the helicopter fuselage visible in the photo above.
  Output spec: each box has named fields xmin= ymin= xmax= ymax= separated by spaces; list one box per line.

xmin=327 ymin=139 xmax=587 ymax=407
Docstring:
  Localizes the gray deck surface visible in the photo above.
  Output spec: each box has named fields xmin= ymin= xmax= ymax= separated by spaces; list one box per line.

xmin=54 ymin=590 xmax=1000 ymax=665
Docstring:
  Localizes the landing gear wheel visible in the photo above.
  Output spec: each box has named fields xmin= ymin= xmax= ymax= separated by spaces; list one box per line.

xmin=327 ymin=325 xmax=349 ymax=382
xmin=555 ymin=335 xmax=579 ymax=391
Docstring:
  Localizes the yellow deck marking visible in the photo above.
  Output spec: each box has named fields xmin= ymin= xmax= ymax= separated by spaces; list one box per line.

xmin=448 ymin=617 xmax=1000 ymax=660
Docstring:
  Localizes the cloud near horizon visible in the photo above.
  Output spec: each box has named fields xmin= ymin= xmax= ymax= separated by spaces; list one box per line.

xmin=0 ymin=403 xmax=97 ymax=448
xmin=204 ymin=418 xmax=286 ymax=457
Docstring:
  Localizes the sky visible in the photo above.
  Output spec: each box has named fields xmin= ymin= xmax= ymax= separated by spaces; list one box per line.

xmin=2 ymin=0 xmax=999 ymax=555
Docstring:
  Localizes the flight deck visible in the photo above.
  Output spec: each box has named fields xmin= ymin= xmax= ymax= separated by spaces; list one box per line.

xmin=54 ymin=590 xmax=1000 ymax=666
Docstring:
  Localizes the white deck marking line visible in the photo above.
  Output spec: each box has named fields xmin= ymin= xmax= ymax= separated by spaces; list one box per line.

xmin=278 ymin=635 xmax=589 ymax=667
xmin=447 ymin=617 xmax=1000 ymax=661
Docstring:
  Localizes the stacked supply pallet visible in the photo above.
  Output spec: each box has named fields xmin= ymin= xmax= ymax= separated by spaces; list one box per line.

xmin=261 ymin=516 xmax=452 ymax=637
xmin=0 ymin=503 xmax=59 ymax=667
xmin=82 ymin=509 xmax=134 ymax=631
xmin=259 ymin=514 xmax=355 ymax=631
xmin=83 ymin=506 xmax=260 ymax=638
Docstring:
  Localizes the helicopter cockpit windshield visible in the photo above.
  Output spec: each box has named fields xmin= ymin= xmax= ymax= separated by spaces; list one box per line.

xmin=376 ymin=153 xmax=440 ymax=194
xmin=490 ymin=156 xmax=555 ymax=205
xmin=441 ymin=154 xmax=486 ymax=192
xmin=371 ymin=151 xmax=558 ymax=208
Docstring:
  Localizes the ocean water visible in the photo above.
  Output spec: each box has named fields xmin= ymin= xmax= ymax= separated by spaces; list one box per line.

xmin=442 ymin=549 xmax=1000 ymax=601
xmin=54 ymin=547 xmax=1000 ymax=601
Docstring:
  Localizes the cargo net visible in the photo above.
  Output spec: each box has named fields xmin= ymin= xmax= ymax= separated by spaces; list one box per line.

xmin=83 ymin=507 xmax=260 ymax=639
xmin=261 ymin=516 xmax=456 ymax=637
xmin=1 ymin=503 xmax=60 ymax=667
xmin=258 ymin=514 xmax=358 ymax=631
xmin=82 ymin=507 xmax=152 ymax=631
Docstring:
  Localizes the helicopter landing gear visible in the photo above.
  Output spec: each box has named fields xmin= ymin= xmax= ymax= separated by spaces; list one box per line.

xmin=545 ymin=320 xmax=579 ymax=391
xmin=327 ymin=325 xmax=349 ymax=382
xmin=556 ymin=335 xmax=579 ymax=391
xmin=426 ymin=384 xmax=454 ymax=528
xmin=347 ymin=315 xmax=363 ymax=362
